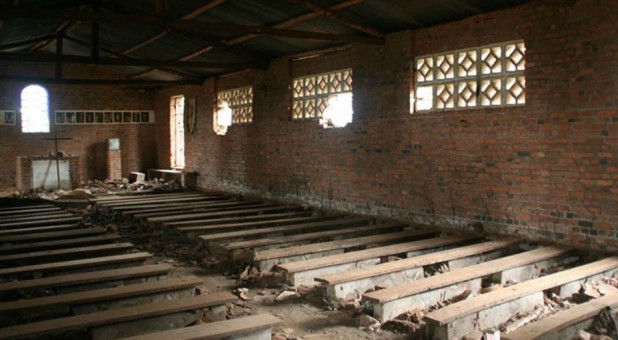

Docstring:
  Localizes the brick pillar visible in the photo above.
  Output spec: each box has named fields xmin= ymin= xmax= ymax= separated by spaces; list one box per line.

xmin=107 ymin=138 xmax=122 ymax=180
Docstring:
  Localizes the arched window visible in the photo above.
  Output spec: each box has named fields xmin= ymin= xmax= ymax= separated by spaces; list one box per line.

xmin=21 ymin=85 xmax=50 ymax=133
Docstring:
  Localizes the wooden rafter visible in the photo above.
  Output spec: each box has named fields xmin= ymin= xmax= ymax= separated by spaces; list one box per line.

xmin=0 ymin=34 xmax=55 ymax=51
xmin=0 ymin=75 xmax=201 ymax=86
xmin=130 ymin=0 xmax=367 ymax=79
xmin=285 ymin=0 xmax=383 ymax=37
xmin=63 ymin=35 xmax=202 ymax=80
xmin=0 ymin=6 xmax=384 ymax=44
xmin=122 ymin=0 xmax=229 ymax=54
xmin=0 ymin=52 xmax=255 ymax=69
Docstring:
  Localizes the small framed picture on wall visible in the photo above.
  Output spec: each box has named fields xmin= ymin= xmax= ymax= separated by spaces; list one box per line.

xmin=1 ymin=111 xmax=16 ymax=125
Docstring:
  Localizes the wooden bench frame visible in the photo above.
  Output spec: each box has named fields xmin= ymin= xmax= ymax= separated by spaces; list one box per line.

xmin=147 ymin=205 xmax=305 ymax=224
xmin=363 ymin=245 xmax=573 ymax=321
xmin=0 ymin=234 xmax=121 ymax=255
xmin=424 ymin=257 xmax=618 ymax=339
xmin=119 ymin=313 xmax=283 ymax=340
xmin=0 ymin=242 xmax=134 ymax=265
xmin=166 ymin=211 xmax=313 ymax=228
xmin=277 ymin=235 xmax=479 ymax=286
xmin=0 ymin=293 xmax=236 ymax=339
xmin=254 ymin=227 xmax=437 ymax=272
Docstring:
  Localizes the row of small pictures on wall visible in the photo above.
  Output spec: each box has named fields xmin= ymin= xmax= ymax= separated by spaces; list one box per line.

xmin=55 ymin=110 xmax=156 ymax=124
xmin=0 ymin=110 xmax=155 ymax=126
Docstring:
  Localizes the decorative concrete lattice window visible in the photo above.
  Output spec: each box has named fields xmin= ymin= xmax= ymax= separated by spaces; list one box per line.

xmin=412 ymin=41 xmax=526 ymax=112
xmin=214 ymin=86 xmax=253 ymax=136
xmin=292 ymin=69 xmax=353 ymax=128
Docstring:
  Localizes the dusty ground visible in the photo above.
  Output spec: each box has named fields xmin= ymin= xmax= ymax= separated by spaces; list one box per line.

xmin=105 ymin=214 xmax=407 ymax=340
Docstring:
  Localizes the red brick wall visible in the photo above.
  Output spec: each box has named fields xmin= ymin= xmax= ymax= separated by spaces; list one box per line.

xmin=107 ymin=150 xmax=122 ymax=180
xmin=154 ymin=0 xmax=618 ymax=249
xmin=0 ymin=63 xmax=157 ymax=189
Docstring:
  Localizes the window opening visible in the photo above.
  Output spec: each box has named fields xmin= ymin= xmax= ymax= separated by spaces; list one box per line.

xmin=214 ymin=86 xmax=253 ymax=135
xmin=292 ymin=68 xmax=353 ymax=128
xmin=20 ymin=85 xmax=50 ymax=133
xmin=412 ymin=41 xmax=525 ymax=112
xmin=170 ymin=95 xmax=185 ymax=168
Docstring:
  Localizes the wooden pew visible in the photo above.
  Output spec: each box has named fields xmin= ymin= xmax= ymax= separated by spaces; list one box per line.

xmin=0 ymin=242 xmax=135 ymax=266
xmin=165 ymin=211 xmax=312 ymax=228
xmin=177 ymin=214 xmax=346 ymax=238
xmin=362 ymin=245 xmax=573 ymax=321
xmin=0 ymin=223 xmax=80 ymax=236
xmin=0 ymin=234 xmax=120 ymax=255
xmin=131 ymin=201 xmax=270 ymax=219
xmin=0 ymin=252 xmax=152 ymax=279
xmin=0 ymin=276 xmax=203 ymax=323
xmin=0 ymin=293 xmax=237 ymax=339
xmin=147 ymin=205 xmax=305 ymax=224
xmin=254 ymin=227 xmax=438 ymax=272
xmin=0 ymin=227 xmax=106 ymax=244
xmin=0 ymin=207 xmax=62 ymax=218
xmin=277 ymin=235 xmax=479 ymax=286
xmin=0 ymin=263 xmax=172 ymax=297
xmin=114 ymin=198 xmax=235 ymax=214
xmin=94 ymin=193 xmax=207 ymax=207
xmin=424 ymin=257 xmax=618 ymax=339
xmin=120 ymin=313 xmax=283 ymax=340
xmin=0 ymin=216 xmax=82 ymax=229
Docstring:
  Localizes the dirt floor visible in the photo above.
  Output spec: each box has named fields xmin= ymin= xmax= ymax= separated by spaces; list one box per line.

xmin=103 ymin=213 xmax=408 ymax=340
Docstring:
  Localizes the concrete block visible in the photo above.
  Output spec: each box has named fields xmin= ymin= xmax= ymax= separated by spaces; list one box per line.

xmin=257 ymin=249 xmax=344 ymax=272
xmin=288 ymin=258 xmax=381 ymax=286
xmin=91 ymin=311 xmax=196 ymax=340
xmin=328 ymin=267 xmax=424 ymax=300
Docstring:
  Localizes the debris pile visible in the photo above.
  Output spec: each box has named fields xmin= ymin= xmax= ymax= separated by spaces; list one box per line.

xmin=80 ymin=178 xmax=183 ymax=194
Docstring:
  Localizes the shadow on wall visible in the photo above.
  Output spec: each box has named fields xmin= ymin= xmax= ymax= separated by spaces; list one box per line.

xmin=86 ymin=141 xmax=107 ymax=181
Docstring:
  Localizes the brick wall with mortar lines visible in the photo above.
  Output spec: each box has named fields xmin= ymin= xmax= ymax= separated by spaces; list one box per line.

xmin=0 ymin=63 xmax=157 ymax=189
xmin=154 ymin=0 xmax=618 ymax=249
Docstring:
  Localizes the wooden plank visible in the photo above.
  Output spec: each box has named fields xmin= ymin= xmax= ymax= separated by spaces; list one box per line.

xmin=278 ymin=235 xmax=477 ymax=274
xmin=201 ymin=217 xmax=368 ymax=243
xmin=426 ymin=257 xmax=618 ymax=325
xmin=0 ymin=242 xmax=134 ymax=264
xmin=0 ymin=275 xmax=203 ymax=313
xmin=148 ymin=205 xmax=304 ymax=224
xmin=0 ymin=293 xmax=237 ymax=339
xmin=0 ymin=204 xmax=57 ymax=212
xmin=0 ymin=234 xmax=120 ymax=255
xmin=502 ymin=292 xmax=618 ymax=340
xmin=90 ymin=192 xmax=200 ymax=203
xmin=166 ymin=211 xmax=312 ymax=228
xmin=108 ymin=196 xmax=227 ymax=211
xmin=111 ymin=197 xmax=232 ymax=212
xmin=96 ymin=193 xmax=208 ymax=207
xmin=177 ymin=214 xmax=345 ymax=235
xmin=0 ymin=263 xmax=171 ymax=294
xmin=0 ymin=212 xmax=73 ymax=223
xmin=0 ymin=227 xmax=105 ymax=244
xmin=0 ymin=216 xmax=82 ymax=229
xmin=363 ymin=245 xmax=572 ymax=303
xmin=0 ymin=223 xmax=80 ymax=236
xmin=225 ymin=221 xmax=403 ymax=251
xmin=130 ymin=201 xmax=269 ymax=219
xmin=0 ymin=207 xmax=62 ymax=217
xmin=0 ymin=252 xmax=152 ymax=277
xmin=120 ymin=313 xmax=283 ymax=340
xmin=254 ymin=227 xmax=434 ymax=261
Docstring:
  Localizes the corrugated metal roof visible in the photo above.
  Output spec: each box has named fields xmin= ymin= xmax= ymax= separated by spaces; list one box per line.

xmin=0 ymin=0 xmax=533 ymax=84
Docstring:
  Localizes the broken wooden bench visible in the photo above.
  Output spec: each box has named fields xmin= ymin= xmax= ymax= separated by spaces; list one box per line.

xmin=0 ymin=223 xmax=81 ymax=236
xmin=254 ymin=227 xmax=438 ymax=272
xmin=277 ymin=235 xmax=479 ymax=286
xmin=116 ymin=198 xmax=240 ymax=215
xmin=424 ymin=256 xmax=618 ymax=339
xmin=0 ymin=263 xmax=172 ymax=298
xmin=0 ymin=216 xmax=82 ymax=229
xmin=120 ymin=313 xmax=283 ymax=340
xmin=93 ymin=192 xmax=207 ymax=207
xmin=502 ymin=290 xmax=618 ymax=340
xmin=0 ymin=292 xmax=237 ymax=339
xmin=0 ymin=276 xmax=203 ymax=325
xmin=362 ymin=245 xmax=574 ymax=321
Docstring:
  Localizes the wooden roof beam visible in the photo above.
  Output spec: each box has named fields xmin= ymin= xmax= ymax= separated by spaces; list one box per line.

xmin=284 ymin=0 xmax=383 ymax=38
xmin=0 ymin=52 xmax=254 ymax=69
xmin=0 ymin=6 xmax=384 ymax=44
